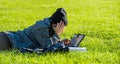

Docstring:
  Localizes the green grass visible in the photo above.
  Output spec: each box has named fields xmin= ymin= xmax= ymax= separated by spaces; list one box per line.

xmin=0 ymin=0 xmax=120 ymax=64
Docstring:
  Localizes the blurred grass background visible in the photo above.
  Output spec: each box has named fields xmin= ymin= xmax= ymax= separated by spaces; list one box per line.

xmin=0 ymin=0 xmax=120 ymax=64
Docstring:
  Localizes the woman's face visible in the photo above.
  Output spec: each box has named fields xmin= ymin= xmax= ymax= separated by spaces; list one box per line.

xmin=52 ymin=21 xmax=66 ymax=35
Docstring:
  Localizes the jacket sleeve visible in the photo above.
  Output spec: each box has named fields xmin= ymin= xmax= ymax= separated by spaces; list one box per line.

xmin=20 ymin=43 xmax=69 ymax=54
xmin=35 ymin=27 xmax=51 ymax=49
xmin=50 ymin=33 xmax=61 ymax=45
xmin=36 ymin=27 xmax=61 ymax=48
xmin=43 ymin=42 xmax=69 ymax=53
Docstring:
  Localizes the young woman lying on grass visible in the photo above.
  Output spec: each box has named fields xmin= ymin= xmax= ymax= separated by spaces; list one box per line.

xmin=0 ymin=8 xmax=71 ymax=53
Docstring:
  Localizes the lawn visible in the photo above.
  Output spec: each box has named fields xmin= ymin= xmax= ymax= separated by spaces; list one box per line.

xmin=0 ymin=0 xmax=120 ymax=64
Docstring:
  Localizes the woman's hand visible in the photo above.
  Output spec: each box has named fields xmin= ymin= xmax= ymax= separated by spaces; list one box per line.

xmin=53 ymin=21 xmax=65 ymax=35
xmin=61 ymin=38 xmax=71 ymax=45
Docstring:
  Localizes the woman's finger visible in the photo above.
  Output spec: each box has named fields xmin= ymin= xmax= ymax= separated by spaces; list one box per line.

xmin=59 ymin=21 xmax=63 ymax=27
xmin=57 ymin=22 xmax=60 ymax=28
xmin=60 ymin=20 xmax=63 ymax=27
xmin=61 ymin=22 xmax=64 ymax=29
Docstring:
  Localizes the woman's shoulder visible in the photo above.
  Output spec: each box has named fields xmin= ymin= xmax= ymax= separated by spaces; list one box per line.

xmin=35 ymin=17 xmax=51 ymax=28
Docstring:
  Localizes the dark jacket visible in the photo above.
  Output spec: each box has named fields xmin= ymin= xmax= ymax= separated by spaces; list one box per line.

xmin=4 ymin=18 xmax=60 ymax=49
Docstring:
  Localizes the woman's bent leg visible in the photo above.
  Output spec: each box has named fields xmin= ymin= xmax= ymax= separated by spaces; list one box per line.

xmin=0 ymin=32 xmax=12 ymax=50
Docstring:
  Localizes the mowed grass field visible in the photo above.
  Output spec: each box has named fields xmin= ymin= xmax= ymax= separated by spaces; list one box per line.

xmin=0 ymin=0 xmax=120 ymax=64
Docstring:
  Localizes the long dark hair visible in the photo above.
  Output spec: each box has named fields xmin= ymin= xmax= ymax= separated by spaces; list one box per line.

xmin=49 ymin=8 xmax=68 ymax=37
xmin=49 ymin=19 xmax=55 ymax=37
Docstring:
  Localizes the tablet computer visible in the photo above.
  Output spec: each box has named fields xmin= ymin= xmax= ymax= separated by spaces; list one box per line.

xmin=67 ymin=34 xmax=85 ymax=47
